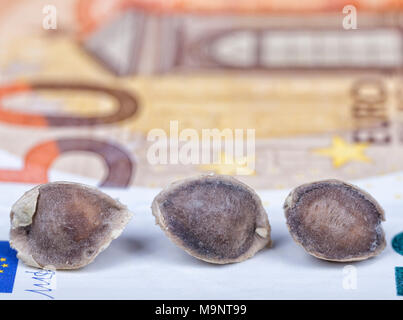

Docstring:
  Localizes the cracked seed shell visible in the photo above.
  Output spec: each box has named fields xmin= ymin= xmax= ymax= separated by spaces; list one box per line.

xmin=283 ymin=179 xmax=386 ymax=262
xmin=9 ymin=181 xmax=132 ymax=270
xmin=151 ymin=174 xmax=271 ymax=264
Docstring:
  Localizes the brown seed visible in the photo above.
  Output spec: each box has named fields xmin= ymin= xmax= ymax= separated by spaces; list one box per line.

xmin=9 ymin=182 xmax=132 ymax=270
xmin=151 ymin=175 xmax=271 ymax=264
xmin=283 ymin=179 xmax=386 ymax=262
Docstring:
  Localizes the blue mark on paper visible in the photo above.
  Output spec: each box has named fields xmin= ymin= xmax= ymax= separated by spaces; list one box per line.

xmin=0 ymin=241 xmax=18 ymax=293
xmin=393 ymin=232 xmax=403 ymax=296
xmin=395 ymin=267 xmax=403 ymax=296
xmin=392 ymin=232 xmax=403 ymax=256
xmin=25 ymin=270 xmax=55 ymax=299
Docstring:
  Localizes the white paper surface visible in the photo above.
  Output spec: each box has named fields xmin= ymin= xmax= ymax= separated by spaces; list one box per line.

xmin=0 ymin=150 xmax=402 ymax=299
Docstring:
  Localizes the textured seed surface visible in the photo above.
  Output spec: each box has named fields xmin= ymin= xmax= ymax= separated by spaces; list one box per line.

xmin=152 ymin=175 xmax=271 ymax=264
xmin=9 ymin=182 xmax=132 ymax=270
xmin=284 ymin=179 xmax=386 ymax=262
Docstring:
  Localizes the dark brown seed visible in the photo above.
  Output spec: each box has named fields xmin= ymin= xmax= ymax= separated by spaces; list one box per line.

xmin=9 ymin=182 xmax=132 ymax=270
xmin=283 ymin=179 xmax=386 ymax=262
xmin=151 ymin=175 xmax=271 ymax=264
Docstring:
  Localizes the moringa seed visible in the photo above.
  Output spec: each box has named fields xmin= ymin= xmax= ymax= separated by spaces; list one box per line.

xmin=151 ymin=175 xmax=271 ymax=264
xmin=283 ymin=179 xmax=386 ymax=262
xmin=9 ymin=182 xmax=132 ymax=270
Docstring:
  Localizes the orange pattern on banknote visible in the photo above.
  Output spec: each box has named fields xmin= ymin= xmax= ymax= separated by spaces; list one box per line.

xmin=0 ymin=140 xmax=58 ymax=184
xmin=76 ymin=0 xmax=402 ymax=25
xmin=0 ymin=138 xmax=134 ymax=187
xmin=0 ymin=81 xmax=138 ymax=127
xmin=0 ymin=82 xmax=48 ymax=127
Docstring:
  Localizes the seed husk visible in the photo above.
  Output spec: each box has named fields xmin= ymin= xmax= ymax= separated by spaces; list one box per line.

xmin=9 ymin=182 xmax=132 ymax=270
xmin=284 ymin=179 xmax=386 ymax=262
xmin=152 ymin=175 xmax=271 ymax=264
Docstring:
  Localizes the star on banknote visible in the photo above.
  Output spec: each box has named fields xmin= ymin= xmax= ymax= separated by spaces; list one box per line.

xmin=314 ymin=136 xmax=371 ymax=168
